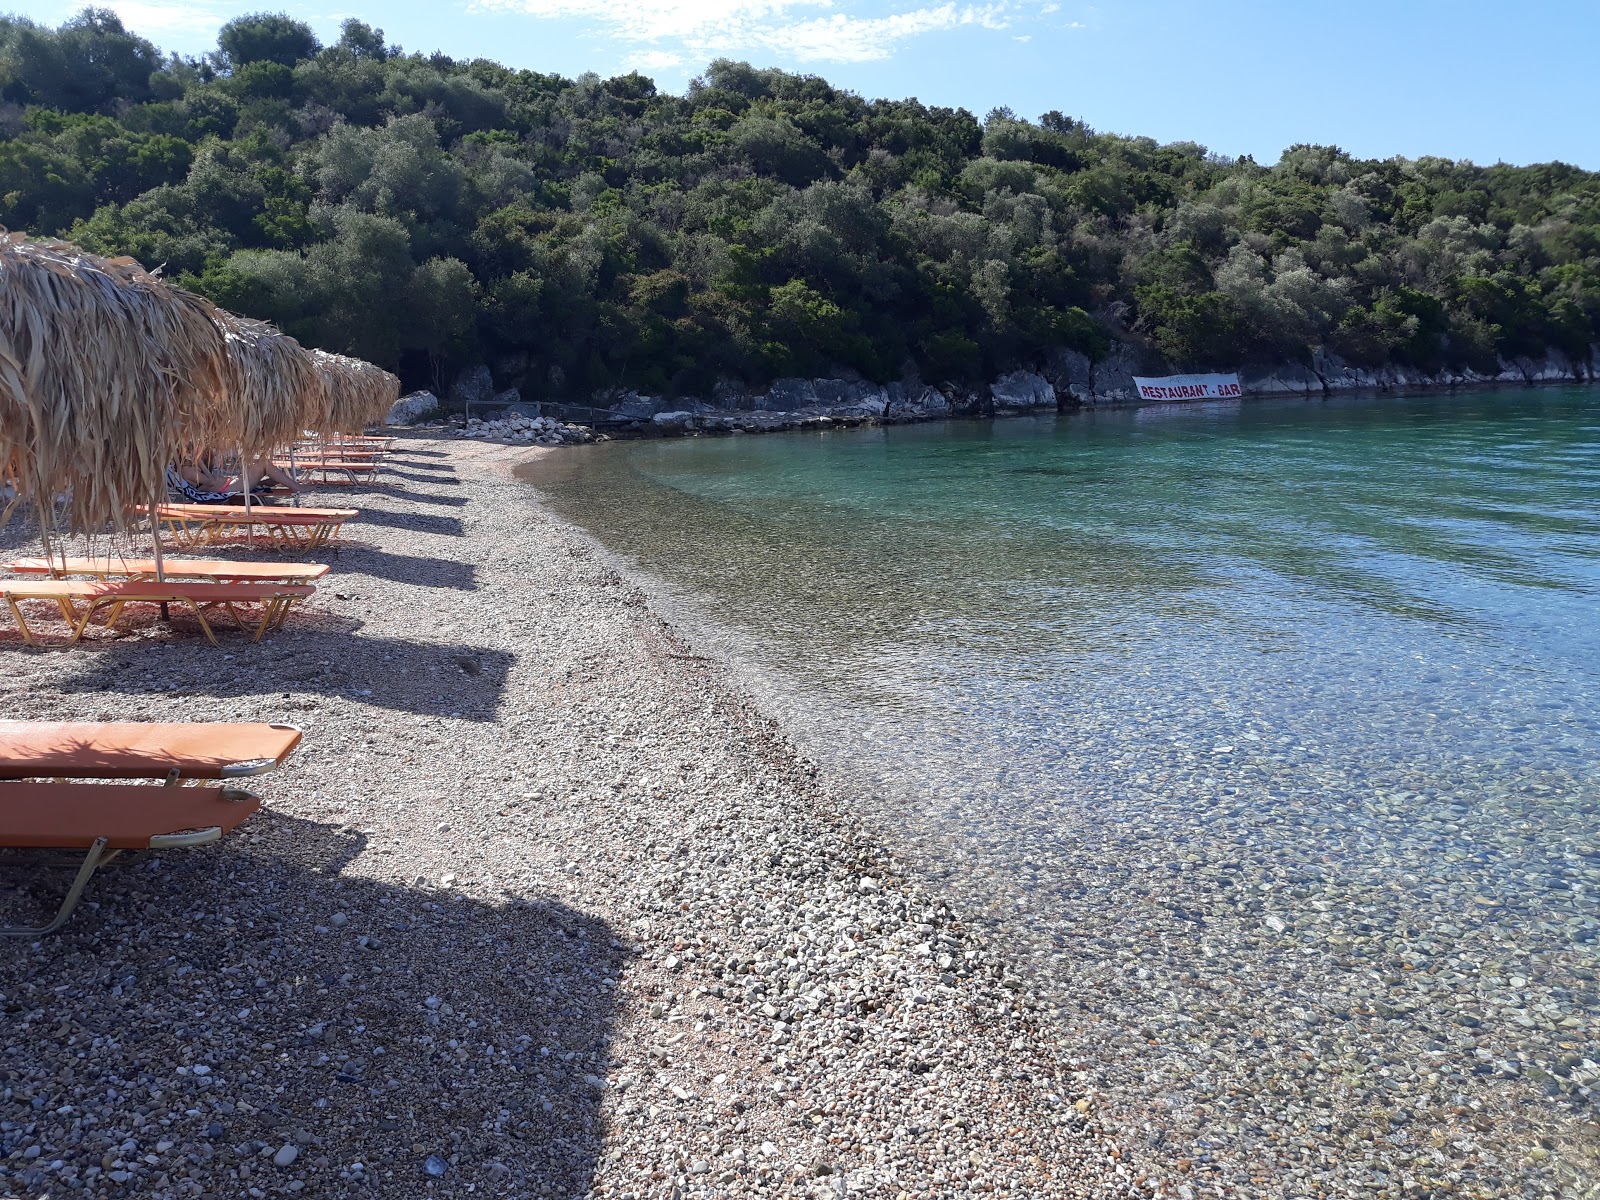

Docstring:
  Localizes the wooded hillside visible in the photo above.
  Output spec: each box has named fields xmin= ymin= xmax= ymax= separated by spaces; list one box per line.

xmin=4 ymin=9 xmax=1598 ymax=397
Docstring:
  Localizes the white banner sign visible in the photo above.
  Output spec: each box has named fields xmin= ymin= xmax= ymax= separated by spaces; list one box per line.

xmin=1133 ymin=373 xmax=1241 ymax=401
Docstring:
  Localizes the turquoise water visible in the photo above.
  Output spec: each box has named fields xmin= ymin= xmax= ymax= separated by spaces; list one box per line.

xmin=526 ymin=388 xmax=1600 ymax=1196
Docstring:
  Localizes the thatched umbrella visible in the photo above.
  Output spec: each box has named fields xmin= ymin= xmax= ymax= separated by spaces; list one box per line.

xmin=210 ymin=313 xmax=321 ymax=460
xmin=0 ymin=233 xmax=230 ymax=550
xmin=308 ymin=350 xmax=399 ymax=436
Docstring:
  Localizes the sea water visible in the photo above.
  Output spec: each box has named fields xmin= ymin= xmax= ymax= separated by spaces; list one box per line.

xmin=524 ymin=388 xmax=1600 ymax=1195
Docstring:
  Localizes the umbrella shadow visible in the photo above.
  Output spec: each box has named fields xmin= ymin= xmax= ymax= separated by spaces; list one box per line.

xmin=337 ymin=548 xmax=477 ymax=591
xmin=353 ymin=511 xmax=464 ymax=538
xmin=0 ymin=811 xmax=621 ymax=1198
xmin=381 ymin=467 xmax=462 ymax=486
xmin=56 ymin=633 xmax=513 ymax=721
xmin=366 ymin=488 xmax=470 ymax=508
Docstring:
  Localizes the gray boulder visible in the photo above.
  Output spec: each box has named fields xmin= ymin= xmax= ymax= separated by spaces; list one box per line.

xmin=387 ymin=391 xmax=439 ymax=426
xmin=448 ymin=364 xmax=495 ymax=407
xmin=990 ymin=370 xmax=1056 ymax=410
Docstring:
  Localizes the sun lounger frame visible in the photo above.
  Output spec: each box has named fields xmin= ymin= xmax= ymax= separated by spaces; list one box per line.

xmin=0 ymin=720 xmax=303 ymax=782
xmin=155 ymin=506 xmax=354 ymax=550
xmin=0 ymin=784 xmax=259 ymax=937
xmin=0 ymin=581 xmax=313 ymax=646
xmin=274 ymin=459 xmax=380 ymax=485
xmin=2 ymin=557 xmax=330 ymax=586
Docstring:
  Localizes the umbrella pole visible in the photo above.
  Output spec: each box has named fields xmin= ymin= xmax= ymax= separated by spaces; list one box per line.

xmin=242 ymin=446 xmax=253 ymax=545
xmin=152 ymin=504 xmax=169 ymax=620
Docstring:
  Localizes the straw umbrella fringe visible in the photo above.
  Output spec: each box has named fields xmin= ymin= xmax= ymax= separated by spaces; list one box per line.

xmin=0 ymin=233 xmax=231 ymax=542
xmin=210 ymin=313 xmax=322 ymax=460
xmin=308 ymin=350 xmax=400 ymax=435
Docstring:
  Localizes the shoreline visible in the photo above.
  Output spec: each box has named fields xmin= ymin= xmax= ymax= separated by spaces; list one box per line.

xmin=0 ymin=438 xmax=1141 ymax=1200
xmin=508 ymin=414 xmax=1600 ymax=1200
xmin=438 ymin=373 xmax=1595 ymax=446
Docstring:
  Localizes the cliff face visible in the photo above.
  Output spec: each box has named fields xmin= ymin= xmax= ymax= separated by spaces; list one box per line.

xmin=1046 ymin=344 xmax=1595 ymax=405
xmin=429 ymin=343 xmax=1598 ymax=436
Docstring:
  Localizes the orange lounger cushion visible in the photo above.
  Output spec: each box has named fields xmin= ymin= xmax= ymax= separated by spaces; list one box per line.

xmin=0 ymin=720 xmax=302 ymax=780
xmin=0 ymin=781 xmax=261 ymax=850
xmin=0 ymin=579 xmax=313 ymax=603
xmin=2 ymin=557 xmax=331 ymax=583
xmin=156 ymin=504 xmax=358 ymax=522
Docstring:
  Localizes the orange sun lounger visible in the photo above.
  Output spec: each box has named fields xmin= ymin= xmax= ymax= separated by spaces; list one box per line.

xmin=154 ymin=503 xmax=357 ymax=550
xmin=0 ymin=721 xmax=301 ymax=935
xmin=0 ymin=579 xmax=314 ymax=646
xmin=0 ymin=720 xmax=302 ymax=780
xmin=0 ymin=783 xmax=261 ymax=936
xmin=273 ymin=458 xmax=380 ymax=484
xmin=288 ymin=445 xmax=385 ymax=458
xmin=2 ymin=557 xmax=330 ymax=585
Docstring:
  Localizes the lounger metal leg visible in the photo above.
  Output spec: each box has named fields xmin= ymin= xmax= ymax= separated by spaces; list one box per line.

xmin=181 ymin=599 xmax=221 ymax=647
xmin=0 ymin=837 xmax=110 ymax=937
xmin=68 ymin=600 xmax=106 ymax=645
xmin=5 ymin=596 xmax=35 ymax=646
xmin=252 ymin=602 xmax=276 ymax=642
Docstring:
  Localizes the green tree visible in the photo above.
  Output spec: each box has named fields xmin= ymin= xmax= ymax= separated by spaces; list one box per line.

xmin=216 ymin=12 xmax=319 ymax=69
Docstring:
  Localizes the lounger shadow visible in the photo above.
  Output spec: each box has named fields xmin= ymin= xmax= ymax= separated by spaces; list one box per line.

xmin=0 ymin=810 xmax=621 ymax=1198
xmin=381 ymin=467 xmax=462 ymax=485
xmin=59 ymin=635 xmax=513 ymax=721
xmin=353 ymin=510 xmax=464 ymax=537
xmin=368 ymin=488 xmax=470 ymax=507
xmin=335 ymin=549 xmax=477 ymax=591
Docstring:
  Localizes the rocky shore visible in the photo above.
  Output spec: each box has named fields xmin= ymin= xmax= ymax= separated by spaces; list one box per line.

xmin=0 ymin=439 xmax=1138 ymax=1200
xmin=401 ymin=345 xmax=1599 ymax=444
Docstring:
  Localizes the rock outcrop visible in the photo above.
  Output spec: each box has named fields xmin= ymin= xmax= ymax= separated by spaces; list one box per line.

xmin=386 ymin=390 xmax=440 ymax=426
xmin=433 ymin=339 xmax=1596 ymax=444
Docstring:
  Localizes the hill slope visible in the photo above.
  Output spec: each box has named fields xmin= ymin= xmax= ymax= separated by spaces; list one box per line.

xmin=4 ymin=9 xmax=1599 ymax=401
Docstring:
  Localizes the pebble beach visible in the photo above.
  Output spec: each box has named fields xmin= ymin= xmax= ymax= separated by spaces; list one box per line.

xmin=0 ymin=437 xmax=1137 ymax=1200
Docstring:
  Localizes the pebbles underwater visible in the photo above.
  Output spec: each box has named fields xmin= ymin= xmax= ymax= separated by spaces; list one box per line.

xmin=525 ymin=391 xmax=1600 ymax=1198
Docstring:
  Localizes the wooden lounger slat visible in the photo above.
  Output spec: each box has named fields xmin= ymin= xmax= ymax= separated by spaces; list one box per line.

xmin=0 ymin=580 xmax=313 ymax=601
xmin=0 ymin=720 xmax=302 ymax=780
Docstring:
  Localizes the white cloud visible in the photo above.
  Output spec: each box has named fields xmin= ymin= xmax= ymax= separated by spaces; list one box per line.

xmin=470 ymin=0 xmax=1027 ymax=65
xmin=626 ymin=48 xmax=689 ymax=70
xmin=104 ymin=0 xmax=233 ymax=38
xmin=747 ymin=4 xmax=1011 ymax=63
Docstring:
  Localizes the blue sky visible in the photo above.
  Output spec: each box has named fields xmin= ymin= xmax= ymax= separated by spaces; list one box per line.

xmin=22 ymin=0 xmax=1600 ymax=167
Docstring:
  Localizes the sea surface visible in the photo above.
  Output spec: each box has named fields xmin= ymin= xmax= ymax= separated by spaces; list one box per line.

xmin=523 ymin=388 xmax=1600 ymax=1198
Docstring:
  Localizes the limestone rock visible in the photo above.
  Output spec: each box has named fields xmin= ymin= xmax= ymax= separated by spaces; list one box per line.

xmin=448 ymin=365 xmax=495 ymax=408
xmin=990 ymin=370 xmax=1056 ymax=410
xmin=387 ymin=391 xmax=439 ymax=426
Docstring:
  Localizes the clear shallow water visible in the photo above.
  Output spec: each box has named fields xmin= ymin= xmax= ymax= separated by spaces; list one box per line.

xmin=525 ymin=389 xmax=1600 ymax=1198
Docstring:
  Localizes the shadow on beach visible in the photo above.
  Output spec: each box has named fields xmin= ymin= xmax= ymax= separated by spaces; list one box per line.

xmin=54 ymin=632 xmax=513 ymax=721
xmin=337 ymin=548 xmax=478 ymax=591
xmin=364 ymin=488 xmax=470 ymax=508
xmin=0 ymin=811 xmax=621 ymax=1198
xmin=354 ymin=510 xmax=465 ymax=538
